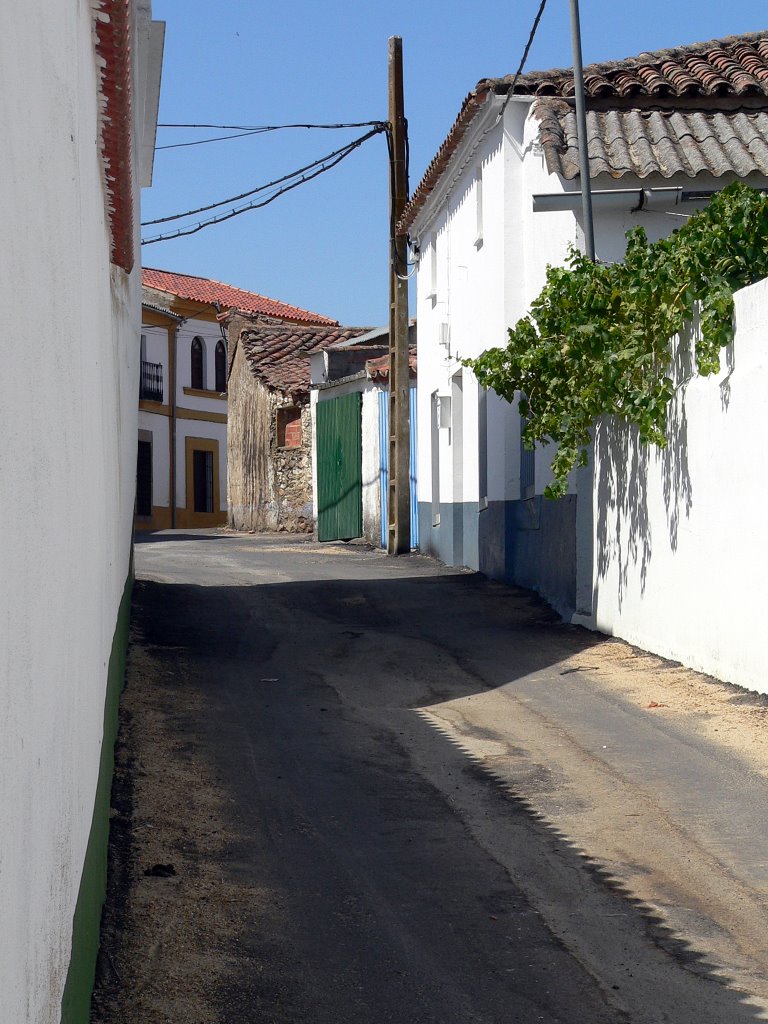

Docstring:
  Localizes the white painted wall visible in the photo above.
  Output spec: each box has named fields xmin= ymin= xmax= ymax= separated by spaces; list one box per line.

xmin=138 ymin=411 xmax=171 ymax=507
xmin=412 ymin=94 xmax=768 ymax=527
xmin=576 ymin=278 xmax=768 ymax=693
xmin=0 ymin=1 xmax=153 ymax=1020
xmin=139 ymin=323 xmax=171 ymax=515
xmin=411 ymin=99 xmax=510 ymax=533
xmin=361 ymin=386 xmax=381 ymax=544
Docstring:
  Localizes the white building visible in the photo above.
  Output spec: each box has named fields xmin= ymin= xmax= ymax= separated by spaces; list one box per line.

xmin=0 ymin=2 xmax=163 ymax=1021
xmin=401 ymin=31 xmax=768 ymax=624
xmin=139 ymin=269 xmax=337 ymax=530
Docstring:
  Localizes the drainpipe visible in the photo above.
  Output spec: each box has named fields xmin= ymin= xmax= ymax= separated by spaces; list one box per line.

xmin=569 ymin=0 xmax=595 ymax=261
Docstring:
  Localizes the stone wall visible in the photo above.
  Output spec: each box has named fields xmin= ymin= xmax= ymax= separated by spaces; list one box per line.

xmin=272 ymin=400 xmax=314 ymax=532
xmin=227 ymin=337 xmax=314 ymax=533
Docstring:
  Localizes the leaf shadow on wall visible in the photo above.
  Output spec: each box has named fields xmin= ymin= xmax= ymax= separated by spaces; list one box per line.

xmin=594 ymin=326 xmax=695 ymax=609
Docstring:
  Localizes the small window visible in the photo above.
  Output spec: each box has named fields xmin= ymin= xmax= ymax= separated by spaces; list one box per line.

xmin=215 ymin=340 xmax=227 ymax=393
xmin=191 ymin=336 xmax=205 ymax=390
xmin=276 ymin=407 xmax=302 ymax=448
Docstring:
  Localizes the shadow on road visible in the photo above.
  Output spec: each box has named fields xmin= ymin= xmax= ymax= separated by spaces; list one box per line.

xmin=97 ymin=567 xmax=764 ymax=1024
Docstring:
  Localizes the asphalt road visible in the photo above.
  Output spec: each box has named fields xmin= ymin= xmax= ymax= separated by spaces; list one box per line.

xmin=127 ymin=529 xmax=768 ymax=1024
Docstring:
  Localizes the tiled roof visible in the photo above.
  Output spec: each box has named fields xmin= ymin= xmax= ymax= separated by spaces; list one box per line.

xmin=399 ymin=31 xmax=768 ymax=230
xmin=366 ymin=348 xmax=417 ymax=383
xmin=141 ymin=267 xmax=338 ymax=325
xmin=240 ymin=324 xmax=371 ymax=395
xmin=488 ymin=32 xmax=768 ymax=99
xmin=94 ymin=0 xmax=134 ymax=272
xmin=141 ymin=300 xmax=183 ymax=321
xmin=536 ymin=101 xmax=768 ymax=179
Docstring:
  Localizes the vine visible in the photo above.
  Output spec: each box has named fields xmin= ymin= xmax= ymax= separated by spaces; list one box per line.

xmin=464 ymin=182 xmax=768 ymax=497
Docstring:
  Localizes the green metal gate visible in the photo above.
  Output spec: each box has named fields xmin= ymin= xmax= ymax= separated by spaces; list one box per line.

xmin=316 ymin=392 xmax=363 ymax=541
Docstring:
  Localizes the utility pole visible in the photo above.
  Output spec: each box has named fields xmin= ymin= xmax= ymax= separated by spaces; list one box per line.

xmin=387 ymin=35 xmax=411 ymax=554
xmin=569 ymin=0 xmax=595 ymax=261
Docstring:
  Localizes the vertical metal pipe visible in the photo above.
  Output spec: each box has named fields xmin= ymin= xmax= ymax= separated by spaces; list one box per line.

xmin=569 ymin=0 xmax=595 ymax=261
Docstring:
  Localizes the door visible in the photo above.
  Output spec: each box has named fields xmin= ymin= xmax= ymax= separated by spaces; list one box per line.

xmin=316 ymin=392 xmax=362 ymax=542
xmin=193 ymin=449 xmax=214 ymax=513
xmin=136 ymin=439 xmax=152 ymax=517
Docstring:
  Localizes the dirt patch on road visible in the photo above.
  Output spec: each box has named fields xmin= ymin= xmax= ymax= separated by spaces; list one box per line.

xmin=560 ymin=637 xmax=768 ymax=777
xmin=90 ymin=632 xmax=258 ymax=1024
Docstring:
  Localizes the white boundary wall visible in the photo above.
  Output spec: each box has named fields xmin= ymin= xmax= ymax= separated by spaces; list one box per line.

xmin=0 ymin=3 xmax=147 ymax=1019
xmin=578 ymin=278 xmax=768 ymax=693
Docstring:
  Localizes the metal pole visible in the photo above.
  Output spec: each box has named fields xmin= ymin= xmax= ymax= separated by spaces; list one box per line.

xmin=387 ymin=35 xmax=411 ymax=554
xmin=569 ymin=0 xmax=595 ymax=261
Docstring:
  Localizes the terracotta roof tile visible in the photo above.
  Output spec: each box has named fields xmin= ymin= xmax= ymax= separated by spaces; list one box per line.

xmin=365 ymin=348 xmax=417 ymax=383
xmin=399 ymin=31 xmax=768 ymax=232
xmin=493 ymin=31 xmax=768 ymax=99
xmin=238 ymin=324 xmax=372 ymax=395
xmin=141 ymin=267 xmax=337 ymax=325
xmin=535 ymin=101 xmax=768 ymax=179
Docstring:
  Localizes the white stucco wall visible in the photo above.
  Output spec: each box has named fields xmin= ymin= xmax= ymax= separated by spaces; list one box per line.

xmin=411 ymin=99 xmax=510 ymax=533
xmin=0 ymin=2 xmax=149 ymax=1020
xmin=138 ymin=410 xmax=171 ymax=507
xmin=413 ymin=95 xmax=768 ymax=530
xmin=361 ymin=386 xmax=382 ymax=544
xmin=577 ymin=278 xmax=768 ymax=693
xmin=139 ymin=322 xmax=171 ymax=514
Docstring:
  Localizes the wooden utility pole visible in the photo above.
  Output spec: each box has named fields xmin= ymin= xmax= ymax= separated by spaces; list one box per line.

xmin=387 ymin=35 xmax=411 ymax=555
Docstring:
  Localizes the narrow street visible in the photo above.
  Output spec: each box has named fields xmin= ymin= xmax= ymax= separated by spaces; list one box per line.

xmin=93 ymin=530 xmax=768 ymax=1024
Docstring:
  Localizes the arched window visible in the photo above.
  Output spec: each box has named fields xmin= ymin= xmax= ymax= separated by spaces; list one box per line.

xmin=215 ymin=340 xmax=227 ymax=393
xmin=191 ymin=336 xmax=205 ymax=390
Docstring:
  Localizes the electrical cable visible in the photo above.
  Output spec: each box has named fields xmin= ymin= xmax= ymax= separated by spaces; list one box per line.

xmin=156 ymin=129 xmax=267 ymax=151
xmin=142 ymin=127 xmax=385 ymax=227
xmin=498 ymin=0 xmax=548 ymax=118
xmin=386 ymin=120 xmax=415 ymax=280
xmin=403 ymin=0 xmax=548 ymax=265
xmin=142 ymin=126 xmax=385 ymax=245
xmin=155 ymin=120 xmax=388 ymax=152
xmin=157 ymin=120 xmax=387 ymax=131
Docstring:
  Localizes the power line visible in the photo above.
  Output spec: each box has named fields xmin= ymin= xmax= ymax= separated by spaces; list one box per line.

xmin=403 ymin=0 xmax=549 ymax=255
xmin=155 ymin=120 xmax=388 ymax=152
xmin=141 ymin=126 xmax=385 ymax=246
xmin=142 ymin=128 xmax=385 ymax=227
xmin=498 ymin=0 xmax=548 ymax=117
xmin=157 ymin=120 xmax=386 ymax=130
xmin=156 ymin=129 xmax=267 ymax=151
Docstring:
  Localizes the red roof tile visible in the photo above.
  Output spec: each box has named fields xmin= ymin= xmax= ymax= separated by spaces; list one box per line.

xmin=399 ymin=31 xmax=768 ymax=232
xmin=94 ymin=0 xmax=134 ymax=273
xmin=238 ymin=324 xmax=372 ymax=396
xmin=142 ymin=267 xmax=338 ymax=325
xmin=366 ymin=348 xmax=417 ymax=383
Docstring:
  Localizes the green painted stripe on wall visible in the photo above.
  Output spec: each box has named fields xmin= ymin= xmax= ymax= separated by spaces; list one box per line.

xmin=60 ymin=563 xmax=133 ymax=1024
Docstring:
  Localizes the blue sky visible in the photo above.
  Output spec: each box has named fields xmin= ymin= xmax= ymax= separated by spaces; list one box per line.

xmin=143 ymin=1 xmax=767 ymax=325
